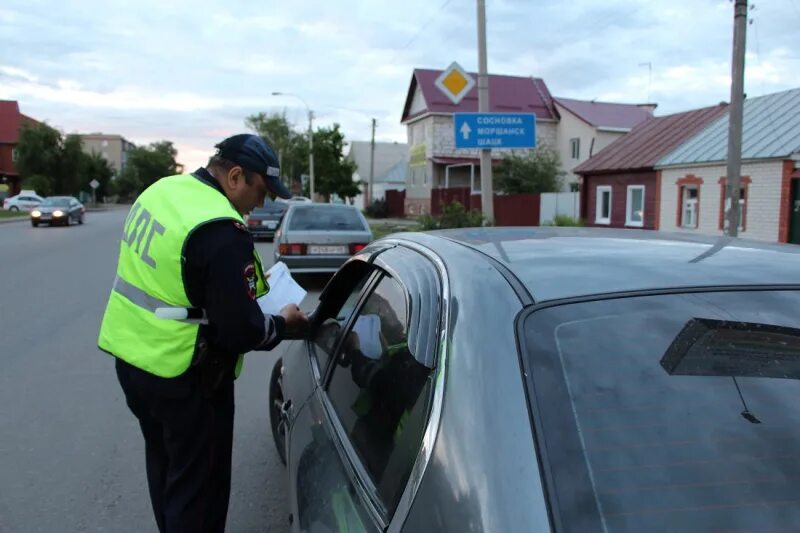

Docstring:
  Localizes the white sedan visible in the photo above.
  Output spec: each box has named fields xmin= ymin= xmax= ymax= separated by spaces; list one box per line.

xmin=3 ymin=192 xmax=44 ymax=212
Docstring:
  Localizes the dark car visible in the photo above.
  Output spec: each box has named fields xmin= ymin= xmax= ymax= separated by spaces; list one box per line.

xmin=31 ymin=196 xmax=85 ymax=227
xmin=247 ymin=201 xmax=287 ymax=240
xmin=273 ymin=204 xmax=372 ymax=274
xmin=270 ymin=227 xmax=800 ymax=532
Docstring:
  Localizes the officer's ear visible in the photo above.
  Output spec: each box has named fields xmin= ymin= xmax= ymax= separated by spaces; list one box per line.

xmin=225 ymin=166 xmax=248 ymax=190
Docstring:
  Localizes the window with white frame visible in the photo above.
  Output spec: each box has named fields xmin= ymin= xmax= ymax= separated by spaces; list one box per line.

xmin=681 ymin=186 xmax=699 ymax=228
xmin=595 ymin=186 xmax=612 ymax=224
xmin=570 ymin=138 xmax=581 ymax=160
xmin=12 ymin=148 xmax=18 ymax=162
xmin=626 ymin=185 xmax=645 ymax=227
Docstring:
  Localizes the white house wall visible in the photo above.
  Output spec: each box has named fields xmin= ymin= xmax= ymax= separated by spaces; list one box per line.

xmin=658 ymin=160 xmax=785 ymax=242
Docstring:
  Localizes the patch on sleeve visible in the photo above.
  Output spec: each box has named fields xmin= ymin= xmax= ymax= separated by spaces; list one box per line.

xmin=243 ymin=262 xmax=257 ymax=300
xmin=233 ymin=220 xmax=248 ymax=232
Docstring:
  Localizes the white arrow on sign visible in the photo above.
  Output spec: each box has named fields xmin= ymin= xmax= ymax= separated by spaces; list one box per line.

xmin=460 ymin=122 xmax=472 ymax=140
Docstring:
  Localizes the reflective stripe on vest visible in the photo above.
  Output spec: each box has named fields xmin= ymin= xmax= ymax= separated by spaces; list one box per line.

xmin=98 ymin=174 xmax=268 ymax=378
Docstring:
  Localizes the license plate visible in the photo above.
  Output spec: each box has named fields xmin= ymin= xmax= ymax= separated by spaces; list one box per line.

xmin=262 ymin=221 xmax=276 ymax=228
xmin=308 ymin=245 xmax=347 ymax=255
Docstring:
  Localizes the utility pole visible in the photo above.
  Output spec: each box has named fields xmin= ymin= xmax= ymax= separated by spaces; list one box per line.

xmin=308 ymin=110 xmax=315 ymax=201
xmin=369 ymin=118 xmax=376 ymax=206
xmin=725 ymin=0 xmax=747 ymax=237
xmin=477 ymin=0 xmax=493 ymax=224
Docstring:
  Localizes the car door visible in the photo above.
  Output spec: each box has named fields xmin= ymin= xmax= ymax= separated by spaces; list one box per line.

xmin=288 ymin=246 xmax=442 ymax=532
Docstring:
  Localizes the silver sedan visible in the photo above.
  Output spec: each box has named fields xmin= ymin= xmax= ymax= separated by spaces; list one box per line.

xmin=273 ymin=203 xmax=372 ymax=274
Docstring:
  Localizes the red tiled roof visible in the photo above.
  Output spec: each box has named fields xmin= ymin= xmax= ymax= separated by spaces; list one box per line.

xmin=401 ymin=69 xmax=558 ymax=123
xmin=554 ymin=97 xmax=654 ymax=130
xmin=0 ymin=101 xmax=40 ymax=144
xmin=573 ymin=103 xmax=729 ymax=175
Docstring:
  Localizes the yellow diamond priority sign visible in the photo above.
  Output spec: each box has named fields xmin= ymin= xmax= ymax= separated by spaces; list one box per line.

xmin=435 ymin=61 xmax=476 ymax=105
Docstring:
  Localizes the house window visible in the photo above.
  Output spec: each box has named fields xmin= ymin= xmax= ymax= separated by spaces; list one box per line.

xmin=595 ymin=186 xmax=612 ymax=224
xmin=12 ymin=148 xmax=18 ymax=162
xmin=626 ymin=185 xmax=645 ymax=227
xmin=675 ymin=175 xmax=704 ymax=229
xmin=681 ymin=186 xmax=699 ymax=228
xmin=718 ymin=176 xmax=750 ymax=232
xmin=570 ymin=138 xmax=581 ymax=160
xmin=102 ymin=140 xmax=109 ymax=147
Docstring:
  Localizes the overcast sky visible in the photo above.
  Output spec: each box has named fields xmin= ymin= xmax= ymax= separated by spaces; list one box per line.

xmin=1 ymin=0 xmax=798 ymax=170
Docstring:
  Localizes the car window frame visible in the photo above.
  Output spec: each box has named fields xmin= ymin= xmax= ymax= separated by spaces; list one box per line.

xmin=314 ymin=243 xmax=448 ymax=530
xmin=308 ymin=264 xmax=383 ymax=384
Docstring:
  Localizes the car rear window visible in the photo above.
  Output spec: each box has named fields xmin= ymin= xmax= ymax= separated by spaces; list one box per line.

xmin=521 ymin=290 xmax=800 ymax=532
xmin=252 ymin=203 xmax=286 ymax=215
xmin=42 ymin=197 xmax=70 ymax=206
xmin=288 ymin=206 xmax=365 ymax=231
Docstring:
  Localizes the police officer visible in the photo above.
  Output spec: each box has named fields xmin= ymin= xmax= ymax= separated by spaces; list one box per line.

xmin=98 ymin=133 xmax=308 ymax=533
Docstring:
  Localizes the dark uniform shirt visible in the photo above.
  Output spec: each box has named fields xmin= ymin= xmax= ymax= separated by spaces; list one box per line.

xmin=183 ymin=168 xmax=285 ymax=358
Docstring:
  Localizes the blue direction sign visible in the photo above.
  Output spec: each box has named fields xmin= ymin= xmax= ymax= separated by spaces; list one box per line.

xmin=453 ymin=113 xmax=536 ymax=149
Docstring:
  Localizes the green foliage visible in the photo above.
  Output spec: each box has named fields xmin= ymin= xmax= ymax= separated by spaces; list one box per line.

xmin=127 ymin=141 xmax=180 ymax=191
xmin=417 ymin=201 xmax=486 ymax=230
xmin=494 ymin=146 xmax=566 ymax=194
xmin=16 ymin=123 xmax=62 ymax=191
xmin=25 ymin=174 xmax=54 ymax=197
xmin=544 ymin=214 xmax=584 ymax=227
xmin=16 ymin=123 xmax=166 ymax=200
xmin=246 ymin=112 xmax=359 ymax=201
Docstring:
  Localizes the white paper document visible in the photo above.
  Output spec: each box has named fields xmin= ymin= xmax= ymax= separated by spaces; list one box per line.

xmin=257 ymin=261 xmax=307 ymax=315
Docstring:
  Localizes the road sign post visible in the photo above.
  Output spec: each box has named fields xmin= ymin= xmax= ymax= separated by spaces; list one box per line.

xmin=89 ymin=179 xmax=100 ymax=207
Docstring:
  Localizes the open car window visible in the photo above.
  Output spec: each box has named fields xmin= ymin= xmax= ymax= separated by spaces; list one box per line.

xmin=325 ymin=274 xmax=434 ymax=517
xmin=521 ymin=290 xmax=800 ymax=532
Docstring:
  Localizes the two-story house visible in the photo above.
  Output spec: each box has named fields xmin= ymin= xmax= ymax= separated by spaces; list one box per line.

xmin=399 ymin=68 xmax=657 ymax=215
xmin=553 ymin=97 xmax=655 ymax=190
xmin=0 ymin=101 xmax=41 ymax=196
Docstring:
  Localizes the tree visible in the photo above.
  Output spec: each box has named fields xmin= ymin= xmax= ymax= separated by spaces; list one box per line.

xmin=81 ymin=152 xmax=115 ymax=198
xmin=310 ymin=124 xmax=358 ymax=201
xmin=494 ymin=146 xmax=566 ymax=194
xmin=57 ymin=134 xmax=84 ymax=195
xmin=16 ymin=123 xmax=62 ymax=193
xmin=126 ymin=141 xmax=180 ymax=191
xmin=246 ymin=111 xmax=306 ymax=187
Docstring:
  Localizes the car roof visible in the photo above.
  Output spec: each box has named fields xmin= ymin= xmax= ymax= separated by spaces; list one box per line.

xmin=395 ymin=227 xmax=800 ymax=302
xmin=286 ymin=203 xmax=359 ymax=211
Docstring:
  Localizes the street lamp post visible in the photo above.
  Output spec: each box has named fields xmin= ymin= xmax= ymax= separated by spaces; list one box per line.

xmin=271 ymin=92 xmax=315 ymax=201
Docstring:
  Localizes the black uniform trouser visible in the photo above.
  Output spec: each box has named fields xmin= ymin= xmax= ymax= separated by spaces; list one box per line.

xmin=115 ymin=358 xmax=234 ymax=533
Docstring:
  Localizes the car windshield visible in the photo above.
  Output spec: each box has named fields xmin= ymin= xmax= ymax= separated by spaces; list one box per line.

xmin=41 ymin=198 xmax=71 ymax=207
xmin=521 ymin=290 xmax=800 ymax=532
xmin=288 ymin=206 xmax=365 ymax=231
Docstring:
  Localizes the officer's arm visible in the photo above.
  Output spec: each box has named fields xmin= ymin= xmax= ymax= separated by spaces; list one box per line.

xmin=185 ymin=221 xmax=285 ymax=354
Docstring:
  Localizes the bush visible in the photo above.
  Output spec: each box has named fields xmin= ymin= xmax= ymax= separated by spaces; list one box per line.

xmin=364 ymin=198 xmax=389 ymax=218
xmin=417 ymin=201 xmax=487 ymax=230
xmin=545 ymin=214 xmax=584 ymax=227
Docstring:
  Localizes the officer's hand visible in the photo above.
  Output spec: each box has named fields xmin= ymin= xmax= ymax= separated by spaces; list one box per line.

xmin=280 ymin=304 xmax=309 ymax=337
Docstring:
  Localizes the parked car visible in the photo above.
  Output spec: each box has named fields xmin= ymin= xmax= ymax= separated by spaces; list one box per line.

xmin=273 ymin=203 xmax=372 ymax=273
xmin=3 ymin=191 xmax=43 ymax=212
xmin=277 ymin=196 xmax=313 ymax=204
xmin=31 ymin=196 xmax=85 ymax=226
xmin=246 ymin=201 xmax=288 ymax=241
xmin=271 ymin=227 xmax=800 ymax=532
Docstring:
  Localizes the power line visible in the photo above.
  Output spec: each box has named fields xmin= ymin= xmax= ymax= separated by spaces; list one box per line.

xmin=388 ymin=0 xmax=453 ymax=64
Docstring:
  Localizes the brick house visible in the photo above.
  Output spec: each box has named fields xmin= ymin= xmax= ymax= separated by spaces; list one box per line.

xmin=656 ymin=88 xmax=800 ymax=243
xmin=575 ymin=104 xmax=728 ymax=230
xmin=0 ymin=101 xmax=41 ymax=196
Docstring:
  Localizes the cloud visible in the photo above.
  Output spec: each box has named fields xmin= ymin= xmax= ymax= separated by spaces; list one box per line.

xmin=2 ymin=0 xmax=798 ymax=171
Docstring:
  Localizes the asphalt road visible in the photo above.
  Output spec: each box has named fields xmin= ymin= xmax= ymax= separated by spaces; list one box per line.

xmin=0 ymin=208 xmax=327 ymax=533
